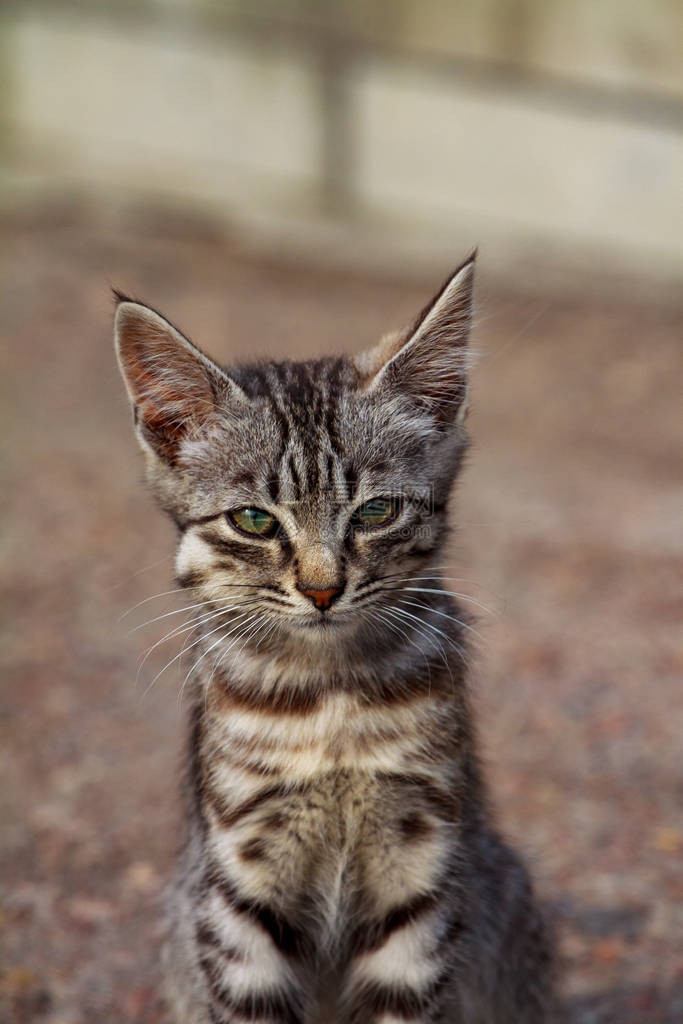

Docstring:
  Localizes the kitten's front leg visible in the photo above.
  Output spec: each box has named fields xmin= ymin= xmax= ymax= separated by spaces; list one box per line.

xmin=343 ymin=904 xmax=457 ymax=1024
xmin=194 ymin=888 xmax=309 ymax=1024
xmin=166 ymin=872 xmax=310 ymax=1024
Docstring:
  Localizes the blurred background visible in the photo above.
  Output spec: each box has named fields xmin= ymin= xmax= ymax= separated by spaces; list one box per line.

xmin=1 ymin=2 xmax=681 ymax=1022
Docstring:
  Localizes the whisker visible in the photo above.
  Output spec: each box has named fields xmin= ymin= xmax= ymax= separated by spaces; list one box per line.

xmin=385 ymin=604 xmax=469 ymax=667
xmin=379 ymin=606 xmax=455 ymax=685
xmin=394 ymin=598 xmax=482 ymax=638
xmin=357 ymin=565 xmax=478 ymax=588
xmin=139 ymin=607 xmax=260 ymax=704
xmin=381 ymin=574 xmax=492 ymax=589
xmin=135 ymin=600 xmax=260 ymax=682
xmin=120 ymin=586 xmax=192 ymax=621
xmin=203 ymin=612 xmax=271 ymax=713
xmin=178 ymin=611 xmax=262 ymax=702
xmin=170 ymin=612 xmax=261 ymax=711
xmin=236 ymin=616 xmax=271 ymax=658
xmin=396 ymin=587 xmax=495 ymax=617
xmin=362 ymin=572 xmax=497 ymax=595
xmin=121 ymin=580 xmax=267 ymax=622
xmin=367 ymin=607 xmax=413 ymax=653
xmin=354 ymin=583 xmax=495 ymax=617
xmin=131 ymin=589 xmax=264 ymax=634
xmin=199 ymin=616 xmax=272 ymax=709
xmin=211 ymin=585 xmax=270 ymax=593
xmin=136 ymin=616 xmax=203 ymax=680
xmin=130 ymin=600 xmax=215 ymax=633
xmin=253 ymin=615 xmax=280 ymax=652
xmin=389 ymin=601 xmax=550 ymax=722
xmin=368 ymin=607 xmax=436 ymax=694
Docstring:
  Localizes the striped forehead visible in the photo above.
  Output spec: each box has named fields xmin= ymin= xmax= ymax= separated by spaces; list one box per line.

xmin=234 ymin=358 xmax=357 ymax=506
xmin=225 ymin=357 xmax=429 ymax=517
xmin=271 ymin=361 xmax=353 ymax=507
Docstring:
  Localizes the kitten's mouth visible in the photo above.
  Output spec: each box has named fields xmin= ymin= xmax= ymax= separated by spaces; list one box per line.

xmin=293 ymin=613 xmax=347 ymax=631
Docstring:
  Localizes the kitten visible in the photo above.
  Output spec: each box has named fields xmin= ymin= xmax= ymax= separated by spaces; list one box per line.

xmin=115 ymin=253 xmax=554 ymax=1023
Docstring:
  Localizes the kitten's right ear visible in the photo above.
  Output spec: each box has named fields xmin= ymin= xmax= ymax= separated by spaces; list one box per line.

xmin=114 ymin=297 xmax=245 ymax=464
xmin=355 ymin=253 xmax=476 ymax=425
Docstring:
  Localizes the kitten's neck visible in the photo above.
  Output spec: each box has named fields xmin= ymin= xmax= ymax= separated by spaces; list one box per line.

xmin=192 ymin=593 xmax=468 ymax=698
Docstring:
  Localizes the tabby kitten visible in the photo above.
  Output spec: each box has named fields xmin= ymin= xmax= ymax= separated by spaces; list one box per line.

xmin=115 ymin=254 xmax=554 ymax=1023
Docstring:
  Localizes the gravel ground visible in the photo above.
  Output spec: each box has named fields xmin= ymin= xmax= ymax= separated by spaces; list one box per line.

xmin=1 ymin=211 xmax=681 ymax=1023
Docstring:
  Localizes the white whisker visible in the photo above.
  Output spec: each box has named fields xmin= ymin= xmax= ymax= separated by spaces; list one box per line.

xmin=368 ymin=607 xmax=436 ymax=695
xmin=140 ymin=608 xmax=259 ymax=704
xmin=396 ymin=587 xmax=495 ymax=616
xmin=134 ymin=600 xmax=260 ymax=684
xmin=379 ymin=605 xmax=455 ymax=688
xmin=385 ymin=604 xmax=468 ymax=667
xmin=119 ymin=586 xmax=191 ymax=621
xmin=391 ymin=600 xmax=550 ymax=721
xmin=394 ymin=598 xmax=481 ymax=638
xmin=178 ymin=611 xmax=262 ymax=706
xmin=130 ymin=600 xmax=215 ymax=633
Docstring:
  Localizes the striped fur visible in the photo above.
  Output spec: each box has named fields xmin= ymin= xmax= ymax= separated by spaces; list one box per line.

xmin=115 ymin=255 xmax=554 ymax=1022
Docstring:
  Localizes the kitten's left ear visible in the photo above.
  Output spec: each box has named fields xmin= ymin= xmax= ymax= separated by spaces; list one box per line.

xmin=355 ymin=251 xmax=476 ymax=425
xmin=114 ymin=296 xmax=247 ymax=465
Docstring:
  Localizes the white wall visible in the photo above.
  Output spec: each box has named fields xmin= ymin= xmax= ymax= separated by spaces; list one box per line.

xmin=3 ymin=10 xmax=682 ymax=284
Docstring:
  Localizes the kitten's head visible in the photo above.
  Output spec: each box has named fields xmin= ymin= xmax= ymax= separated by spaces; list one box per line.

xmin=115 ymin=255 xmax=475 ymax=649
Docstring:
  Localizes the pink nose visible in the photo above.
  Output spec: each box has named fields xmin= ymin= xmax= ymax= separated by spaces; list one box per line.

xmin=297 ymin=586 xmax=343 ymax=611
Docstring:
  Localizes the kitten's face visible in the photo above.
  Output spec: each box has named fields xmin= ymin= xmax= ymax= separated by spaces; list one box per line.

xmin=115 ymin=257 xmax=474 ymax=647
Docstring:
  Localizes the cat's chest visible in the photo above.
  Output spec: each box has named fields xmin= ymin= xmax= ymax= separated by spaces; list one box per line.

xmin=203 ymin=688 xmax=433 ymax=782
xmin=198 ymin=688 xmax=455 ymax=916
xmin=202 ymin=760 xmax=454 ymax=937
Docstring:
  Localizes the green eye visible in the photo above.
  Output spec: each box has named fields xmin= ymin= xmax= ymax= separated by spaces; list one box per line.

xmin=227 ymin=507 xmax=279 ymax=538
xmin=352 ymin=497 xmax=399 ymax=529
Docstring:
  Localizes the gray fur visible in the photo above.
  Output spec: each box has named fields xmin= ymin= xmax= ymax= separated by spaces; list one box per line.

xmin=115 ymin=255 xmax=555 ymax=1022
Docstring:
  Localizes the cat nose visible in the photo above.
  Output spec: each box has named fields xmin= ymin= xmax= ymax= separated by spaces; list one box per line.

xmin=297 ymin=585 xmax=344 ymax=611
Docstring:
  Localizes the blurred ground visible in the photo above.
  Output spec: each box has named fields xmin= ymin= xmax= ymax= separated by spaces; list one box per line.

xmin=1 ymin=210 xmax=681 ymax=1023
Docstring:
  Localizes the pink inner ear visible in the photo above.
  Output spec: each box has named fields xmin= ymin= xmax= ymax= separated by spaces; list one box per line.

xmin=117 ymin=308 xmax=217 ymax=463
xmin=134 ymin=357 xmax=193 ymax=446
xmin=355 ymin=259 xmax=474 ymax=423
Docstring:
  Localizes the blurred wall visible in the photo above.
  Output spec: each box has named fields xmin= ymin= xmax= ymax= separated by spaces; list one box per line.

xmin=2 ymin=1 xmax=682 ymax=285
